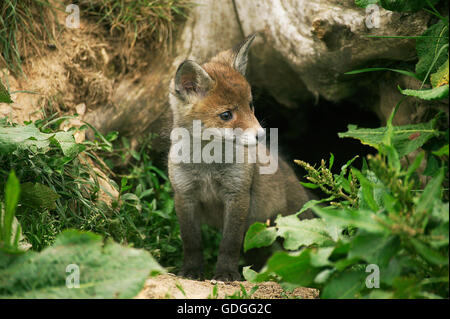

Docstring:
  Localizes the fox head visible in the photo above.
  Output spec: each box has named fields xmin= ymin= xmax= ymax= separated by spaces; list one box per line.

xmin=169 ymin=33 xmax=265 ymax=146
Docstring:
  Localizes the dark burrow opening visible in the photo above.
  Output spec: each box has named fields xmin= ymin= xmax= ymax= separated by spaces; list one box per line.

xmin=252 ymin=87 xmax=381 ymax=183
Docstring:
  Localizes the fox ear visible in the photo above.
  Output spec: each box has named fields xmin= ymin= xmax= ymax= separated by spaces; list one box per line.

xmin=232 ymin=33 xmax=257 ymax=76
xmin=174 ymin=60 xmax=214 ymax=99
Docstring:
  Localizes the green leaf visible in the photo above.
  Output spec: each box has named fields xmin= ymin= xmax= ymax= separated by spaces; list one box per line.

xmin=416 ymin=168 xmax=444 ymax=215
xmin=310 ymin=247 xmax=334 ymax=267
xmin=406 ymin=151 xmax=425 ymax=180
xmin=243 ymin=222 xmax=277 ymax=252
xmin=430 ymin=58 xmax=449 ymax=88
xmin=348 ymin=232 xmax=400 ymax=267
xmin=399 ymin=85 xmax=449 ymax=100
xmin=355 ymin=0 xmax=379 ymax=8
xmin=242 ymin=266 xmax=259 ymax=282
xmin=431 ymin=202 xmax=449 ymax=223
xmin=0 ymin=230 xmax=165 ymax=298
xmin=20 ymin=182 xmax=60 ymax=210
xmin=261 ymin=250 xmax=320 ymax=288
xmin=0 ymin=124 xmax=81 ymax=157
xmin=1 ymin=171 xmax=21 ymax=250
xmin=338 ymin=120 xmax=439 ymax=157
xmin=0 ymin=81 xmax=13 ymax=104
xmin=416 ymin=19 xmax=449 ymax=81
xmin=321 ymin=270 xmax=366 ymax=299
xmin=353 ymin=169 xmax=379 ymax=211
xmin=410 ymin=238 xmax=448 ymax=266
xmin=0 ymin=125 xmax=51 ymax=154
xmin=298 ymin=196 xmax=335 ymax=215
xmin=299 ymin=182 xmax=320 ymax=189
xmin=53 ymin=131 xmax=81 ymax=158
xmin=432 ymin=144 xmax=449 ymax=157
xmin=345 ymin=67 xmax=420 ymax=80
xmin=274 ymin=215 xmax=341 ymax=250
xmin=313 ymin=206 xmax=388 ymax=234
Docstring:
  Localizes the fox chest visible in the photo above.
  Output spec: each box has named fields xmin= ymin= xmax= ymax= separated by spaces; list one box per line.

xmin=170 ymin=164 xmax=251 ymax=206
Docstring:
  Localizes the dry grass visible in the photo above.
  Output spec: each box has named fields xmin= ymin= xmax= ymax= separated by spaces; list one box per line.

xmin=78 ymin=0 xmax=192 ymax=53
xmin=0 ymin=1 xmax=192 ymax=74
xmin=0 ymin=0 xmax=57 ymax=74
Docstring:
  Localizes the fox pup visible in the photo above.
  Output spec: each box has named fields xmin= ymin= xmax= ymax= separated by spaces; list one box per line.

xmin=168 ymin=33 xmax=315 ymax=281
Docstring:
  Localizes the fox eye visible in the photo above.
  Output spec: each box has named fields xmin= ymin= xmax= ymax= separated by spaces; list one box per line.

xmin=219 ymin=111 xmax=233 ymax=121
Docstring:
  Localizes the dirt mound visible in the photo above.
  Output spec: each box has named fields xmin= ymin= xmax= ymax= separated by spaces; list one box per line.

xmin=136 ymin=273 xmax=319 ymax=299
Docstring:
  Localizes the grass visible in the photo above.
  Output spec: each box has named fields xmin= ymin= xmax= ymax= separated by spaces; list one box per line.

xmin=77 ymin=0 xmax=192 ymax=51
xmin=0 ymin=1 xmax=192 ymax=74
xmin=0 ymin=0 xmax=55 ymax=74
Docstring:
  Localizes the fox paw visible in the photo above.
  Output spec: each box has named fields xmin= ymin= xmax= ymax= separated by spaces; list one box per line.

xmin=213 ymin=271 xmax=242 ymax=282
xmin=178 ymin=267 xmax=203 ymax=280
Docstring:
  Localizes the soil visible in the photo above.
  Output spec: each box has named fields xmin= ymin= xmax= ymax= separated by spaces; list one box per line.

xmin=136 ymin=274 xmax=319 ymax=299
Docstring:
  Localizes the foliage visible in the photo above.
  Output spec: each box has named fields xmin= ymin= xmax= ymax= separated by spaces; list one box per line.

xmin=0 ymin=172 xmax=164 ymax=298
xmin=0 ymin=230 xmax=164 ymax=298
xmin=77 ymin=0 xmax=192 ymax=51
xmin=0 ymin=0 xmax=55 ymax=74
xmin=244 ymin=0 xmax=449 ymax=299
xmin=0 ymin=171 xmax=23 ymax=254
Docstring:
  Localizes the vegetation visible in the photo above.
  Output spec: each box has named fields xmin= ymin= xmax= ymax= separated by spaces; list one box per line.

xmin=0 ymin=0 xmax=55 ymax=74
xmin=0 ymin=0 xmax=191 ymax=74
xmin=243 ymin=0 xmax=449 ymax=299
xmin=78 ymin=0 xmax=192 ymax=50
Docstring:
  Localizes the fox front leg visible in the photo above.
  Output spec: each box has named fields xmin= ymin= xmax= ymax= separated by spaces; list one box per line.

xmin=214 ymin=196 xmax=250 ymax=281
xmin=175 ymin=194 xmax=204 ymax=280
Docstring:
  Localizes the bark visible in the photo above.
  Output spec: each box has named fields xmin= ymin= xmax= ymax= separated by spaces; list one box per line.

xmin=83 ymin=0 xmax=434 ymax=149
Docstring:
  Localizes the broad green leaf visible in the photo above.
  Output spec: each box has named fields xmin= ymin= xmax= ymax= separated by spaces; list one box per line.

xmin=321 ymin=270 xmax=365 ymax=299
xmin=0 ymin=125 xmax=81 ymax=157
xmin=399 ymin=85 xmax=449 ymax=100
xmin=314 ymin=269 xmax=335 ymax=284
xmin=310 ymin=247 xmax=334 ymax=267
xmin=0 ymin=230 xmax=165 ymax=298
xmin=242 ymin=266 xmax=258 ymax=282
xmin=313 ymin=206 xmax=388 ymax=234
xmin=348 ymin=232 xmax=400 ymax=267
xmin=53 ymin=131 xmax=81 ymax=158
xmin=261 ymin=250 xmax=320 ymax=288
xmin=416 ymin=168 xmax=444 ymax=215
xmin=243 ymin=222 xmax=277 ymax=252
xmin=431 ymin=202 xmax=449 ymax=223
xmin=338 ymin=120 xmax=439 ymax=157
xmin=274 ymin=215 xmax=340 ymax=250
xmin=0 ymin=125 xmax=51 ymax=154
xmin=279 ymin=219 xmax=327 ymax=248
xmin=20 ymin=182 xmax=59 ymax=210
xmin=430 ymin=59 xmax=449 ymax=88
xmin=432 ymin=144 xmax=449 ymax=157
xmin=416 ymin=19 xmax=449 ymax=81
xmin=410 ymin=238 xmax=448 ymax=266
xmin=0 ymin=81 xmax=13 ymax=104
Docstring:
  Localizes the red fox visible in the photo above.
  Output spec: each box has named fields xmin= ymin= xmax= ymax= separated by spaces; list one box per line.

xmin=168 ymin=33 xmax=315 ymax=281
